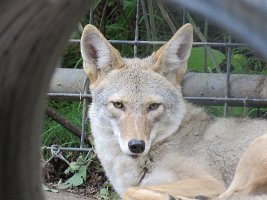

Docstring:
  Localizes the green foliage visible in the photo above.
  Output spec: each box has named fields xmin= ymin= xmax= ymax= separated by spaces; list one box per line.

xmin=187 ymin=46 xmax=266 ymax=74
xmin=61 ymin=45 xmax=82 ymax=68
xmin=205 ymin=106 xmax=267 ymax=118
xmin=188 ymin=47 xmax=225 ymax=72
xmin=231 ymin=54 xmax=247 ymax=73
xmin=42 ymin=101 xmax=84 ymax=147
xmin=103 ymin=0 xmax=136 ymax=40
xmin=231 ymin=47 xmax=266 ymax=74
xmin=99 ymin=182 xmax=120 ymax=200
xmin=58 ymin=155 xmax=93 ymax=189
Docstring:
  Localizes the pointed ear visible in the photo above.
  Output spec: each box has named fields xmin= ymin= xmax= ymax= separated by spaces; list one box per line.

xmin=81 ymin=24 xmax=124 ymax=83
xmin=152 ymin=23 xmax=193 ymax=86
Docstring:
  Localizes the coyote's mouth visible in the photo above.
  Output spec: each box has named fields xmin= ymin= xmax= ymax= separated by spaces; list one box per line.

xmin=130 ymin=155 xmax=139 ymax=159
xmin=127 ymin=154 xmax=140 ymax=159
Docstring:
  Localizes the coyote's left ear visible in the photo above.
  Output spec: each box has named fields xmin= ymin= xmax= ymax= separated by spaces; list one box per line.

xmin=152 ymin=23 xmax=193 ymax=86
xmin=81 ymin=25 xmax=124 ymax=83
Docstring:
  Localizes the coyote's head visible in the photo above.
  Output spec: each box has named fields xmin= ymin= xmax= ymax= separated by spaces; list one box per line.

xmin=81 ymin=24 xmax=193 ymax=158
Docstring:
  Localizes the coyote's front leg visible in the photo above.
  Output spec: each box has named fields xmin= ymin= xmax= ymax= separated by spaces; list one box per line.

xmin=123 ymin=177 xmax=225 ymax=200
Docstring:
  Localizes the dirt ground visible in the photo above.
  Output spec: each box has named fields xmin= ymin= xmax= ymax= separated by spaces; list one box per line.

xmin=44 ymin=191 xmax=96 ymax=200
xmin=42 ymin=157 xmax=107 ymax=199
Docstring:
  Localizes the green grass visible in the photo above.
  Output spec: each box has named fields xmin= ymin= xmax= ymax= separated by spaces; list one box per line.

xmin=42 ymin=101 xmax=85 ymax=147
xmin=205 ymin=106 xmax=267 ymax=118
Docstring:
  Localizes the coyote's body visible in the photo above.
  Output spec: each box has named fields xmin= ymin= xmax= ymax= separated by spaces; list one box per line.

xmin=81 ymin=24 xmax=267 ymax=199
xmin=91 ymin=100 xmax=266 ymax=194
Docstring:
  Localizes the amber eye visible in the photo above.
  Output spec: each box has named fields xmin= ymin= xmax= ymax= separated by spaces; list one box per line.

xmin=148 ymin=103 xmax=161 ymax=111
xmin=112 ymin=102 xmax=124 ymax=110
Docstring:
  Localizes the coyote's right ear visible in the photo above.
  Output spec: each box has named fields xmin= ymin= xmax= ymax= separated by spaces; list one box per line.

xmin=81 ymin=25 xmax=124 ymax=83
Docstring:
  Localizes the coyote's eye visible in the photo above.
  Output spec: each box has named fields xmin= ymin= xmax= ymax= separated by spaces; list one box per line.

xmin=112 ymin=102 xmax=124 ymax=110
xmin=148 ymin=103 xmax=161 ymax=111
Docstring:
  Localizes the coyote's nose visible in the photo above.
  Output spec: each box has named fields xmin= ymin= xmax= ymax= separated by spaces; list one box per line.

xmin=128 ymin=140 xmax=145 ymax=154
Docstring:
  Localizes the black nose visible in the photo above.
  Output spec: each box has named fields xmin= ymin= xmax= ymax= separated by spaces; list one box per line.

xmin=128 ymin=140 xmax=145 ymax=153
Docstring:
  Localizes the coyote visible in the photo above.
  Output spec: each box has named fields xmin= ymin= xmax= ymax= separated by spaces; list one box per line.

xmin=81 ymin=24 xmax=267 ymax=199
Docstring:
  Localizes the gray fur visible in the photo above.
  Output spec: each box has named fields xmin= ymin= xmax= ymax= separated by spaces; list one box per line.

xmin=81 ymin=24 xmax=267 ymax=199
